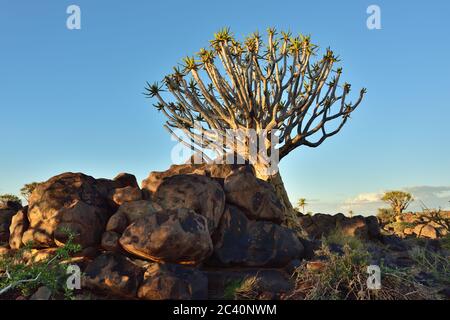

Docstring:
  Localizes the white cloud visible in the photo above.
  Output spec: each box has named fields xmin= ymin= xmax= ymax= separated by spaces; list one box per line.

xmin=346 ymin=192 xmax=383 ymax=205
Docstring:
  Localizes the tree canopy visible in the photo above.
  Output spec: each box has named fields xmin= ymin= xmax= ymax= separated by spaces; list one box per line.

xmin=381 ymin=191 xmax=413 ymax=215
xmin=145 ymin=27 xmax=366 ymax=176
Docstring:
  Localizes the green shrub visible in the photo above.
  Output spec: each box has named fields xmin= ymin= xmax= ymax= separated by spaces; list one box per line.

xmin=0 ymin=229 xmax=81 ymax=299
xmin=222 ymin=280 xmax=242 ymax=300
xmin=222 ymin=276 xmax=264 ymax=300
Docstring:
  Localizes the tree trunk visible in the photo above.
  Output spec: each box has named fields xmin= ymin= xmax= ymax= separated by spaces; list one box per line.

xmin=254 ymin=167 xmax=301 ymax=230
xmin=264 ymin=171 xmax=293 ymax=213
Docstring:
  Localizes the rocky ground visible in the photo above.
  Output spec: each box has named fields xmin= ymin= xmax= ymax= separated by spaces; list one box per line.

xmin=0 ymin=164 xmax=449 ymax=300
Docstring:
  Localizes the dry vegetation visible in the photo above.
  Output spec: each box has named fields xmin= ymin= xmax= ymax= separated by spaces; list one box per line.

xmin=284 ymin=230 xmax=446 ymax=300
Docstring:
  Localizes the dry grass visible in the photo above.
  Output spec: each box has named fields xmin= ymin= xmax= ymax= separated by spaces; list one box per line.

xmin=409 ymin=246 xmax=450 ymax=286
xmin=286 ymin=230 xmax=440 ymax=300
xmin=234 ymin=276 xmax=260 ymax=300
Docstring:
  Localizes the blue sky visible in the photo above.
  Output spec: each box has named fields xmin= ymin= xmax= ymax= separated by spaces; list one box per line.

xmin=1 ymin=0 xmax=449 ymax=215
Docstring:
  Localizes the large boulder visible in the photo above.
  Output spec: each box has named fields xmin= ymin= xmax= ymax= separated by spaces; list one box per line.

xmin=53 ymin=200 xmax=108 ymax=248
xmin=110 ymin=186 xmax=142 ymax=206
xmin=106 ymin=200 xmax=161 ymax=234
xmin=209 ymin=206 xmax=303 ymax=267
xmin=83 ymin=252 xmax=144 ymax=298
xmin=141 ymin=163 xmax=249 ymax=197
xmin=101 ymin=231 xmax=122 ymax=252
xmin=113 ymin=173 xmax=139 ymax=189
xmin=119 ymin=208 xmax=213 ymax=265
xmin=23 ymin=172 xmax=116 ymax=248
xmin=137 ymin=263 xmax=208 ymax=300
xmin=297 ymin=213 xmax=381 ymax=240
xmin=413 ymin=224 xmax=438 ymax=239
xmin=153 ymin=174 xmax=225 ymax=234
xmin=9 ymin=207 xmax=29 ymax=249
xmin=0 ymin=204 xmax=19 ymax=243
xmin=337 ymin=215 xmax=369 ymax=238
xmin=365 ymin=215 xmax=382 ymax=239
xmin=223 ymin=167 xmax=284 ymax=223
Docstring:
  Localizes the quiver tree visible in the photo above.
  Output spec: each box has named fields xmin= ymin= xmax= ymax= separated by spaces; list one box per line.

xmin=381 ymin=191 xmax=414 ymax=217
xmin=145 ymin=28 xmax=366 ymax=215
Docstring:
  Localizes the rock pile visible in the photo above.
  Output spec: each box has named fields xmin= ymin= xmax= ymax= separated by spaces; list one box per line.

xmin=2 ymin=164 xmax=304 ymax=299
xmin=297 ymin=212 xmax=381 ymax=240
xmin=384 ymin=212 xmax=450 ymax=239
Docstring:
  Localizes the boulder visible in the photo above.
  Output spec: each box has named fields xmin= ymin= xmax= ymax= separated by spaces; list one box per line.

xmin=54 ymin=200 xmax=108 ymax=247
xmin=297 ymin=213 xmax=336 ymax=239
xmin=337 ymin=216 xmax=368 ymax=238
xmin=0 ymin=245 xmax=9 ymax=257
xmin=0 ymin=206 xmax=18 ymax=243
xmin=106 ymin=212 xmax=129 ymax=234
xmin=137 ymin=263 xmax=208 ymax=300
xmin=106 ymin=200 xmax=161 ymax=233
xmin=413 ymin=224 xmax=438 ymax=239
xmin=141 ymin=163 xmax=249 ymax=197
xmin=101 ymin=231 xmax=121 ymax=252
xmin=306 ymin=260 xmax=327 ymax=272
xmin=23 ymin=172 xmax=114 ymax=248
xmin=119 ymin=208 xmax=213 ymax=265
xmin=30 ymin=286 xmax=52 ymax=300
xmin=0 ymin=200 xmax=22 ymax=211
xmin=297 ymin=213 xmax=381 ymax=240
xmin=209 ymin=206 xmax=303 ymax=267
xmin=403 ymin=227 xmax=414 ymax=236
xmin=223 ymin=167 xmax=284 ymax=223
xmin=365 ymin=215 xmax=382 ymax=239
xmin=22 ymin=248 xmax=59 ymax=264
xmin=113 ymin=173 xmax=139 ymax=189
xmin=153 ymin=174 xmax=225 ymax=234
xmin=9 ymin=207 xmax=29 ymax=249
xmin=83 ymin=252 xmax=144 ymax=298
xmin=111 ymin=186 xmax=142 ymax=206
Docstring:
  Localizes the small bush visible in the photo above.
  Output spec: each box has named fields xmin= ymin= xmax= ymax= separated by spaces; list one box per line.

xmin=222 ymin=276 xmax=264 ymax=300
xmin=222 ymin=280 xmax=243 ymax=300
xmin=0 ymin=229 xmax=81 ymax=299
xmin=234 ymin=276 xmax=260 ymax=300
xmin=323 ymin=228 xmax=364 ymax=251
xmin=377 ymin=208 xmax=395 ymax=225
xmin=288 ymin=244 xmax=370 ymax=300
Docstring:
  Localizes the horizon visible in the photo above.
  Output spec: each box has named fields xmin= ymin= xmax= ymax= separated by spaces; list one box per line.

xmin=1 ymin=0 xmax=449 ymax=216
